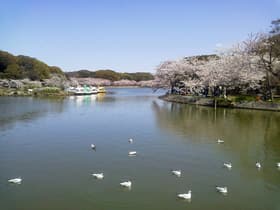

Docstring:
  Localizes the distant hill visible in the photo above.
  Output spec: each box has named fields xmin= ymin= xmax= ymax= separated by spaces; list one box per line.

xmin=66 ymin=70 xmax=154 ymax=81
xmin=0 ymin=50 xmax=154 ymax=82
xmin=0 ymin=50 xmax=65 ymax=80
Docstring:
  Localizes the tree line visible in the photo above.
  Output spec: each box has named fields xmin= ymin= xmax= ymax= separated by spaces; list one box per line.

xmin=0 ymin=51 xmax=64 ymax=80
xmin=66 ymin=70 xmax=154 ymax=81
xmin=155 ymin=19 xmax=280 ymax=101
xmin=0 ymin=51 xmax=154 ymax=82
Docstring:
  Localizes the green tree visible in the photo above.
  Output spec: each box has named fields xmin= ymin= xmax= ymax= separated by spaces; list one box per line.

xmin=33 ymin=60 xmax=50 ymax=80
xmin=4 ymin=64 xmax=22 ymax=79
xmin=94 ymin=70 xmax=120 ymax=81
xmin=0 ymin=51 xmax=66 ymax=80
xmin=129 ymin=72 xmax=154 ymax=81
xmin=120 ymin=73 xmax=133 ymax=80
xmin=0 ymin=50 xmax=17 ymax=73
xmin=17 ymin=55 xmax=50 ymax=80
xmin=49 ymin=66 xmax=64 ymax=75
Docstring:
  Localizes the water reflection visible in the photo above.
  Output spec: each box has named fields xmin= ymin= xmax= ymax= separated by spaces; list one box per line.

xmin=96 ymin=93 xmax=106 ymax=101
xmin=0 ymin=89 xmax=280 ymax=210
xmin=69 ymin=95 xmax=97 ymax=106
xmin=152 ymin=101 xmax=280 ymax=184
xmin=152 ymin=101 xmax=280 ymax=148
xmin=0 ymin=97 xmax=66 ymax=131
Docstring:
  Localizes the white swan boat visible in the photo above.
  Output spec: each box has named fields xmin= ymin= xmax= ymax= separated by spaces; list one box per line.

xmin=67 ymin=86 xmax=98 ymax=95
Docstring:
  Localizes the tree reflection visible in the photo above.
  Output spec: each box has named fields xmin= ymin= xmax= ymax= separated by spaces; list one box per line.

xmin=152 ymin=100 xmax=280 ymax=184
xmin=0 ymin=97 xmax=66 ymax=131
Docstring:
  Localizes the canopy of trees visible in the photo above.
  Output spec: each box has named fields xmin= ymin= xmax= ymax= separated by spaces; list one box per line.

xmin=66 ymin=70 xmax=154 ymax=81
xmin=155 ymin=19 xmax=280 ymax=100
xmin=0 ymin=51 xmax=65 ymax=80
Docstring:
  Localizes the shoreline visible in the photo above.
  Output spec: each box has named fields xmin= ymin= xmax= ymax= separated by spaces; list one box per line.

xmin=160 ymin=94 xmax=280 ymax=112
xmin=0 ymin=87 xmax=69 ymax=97
xmin=0 ymin=86 xmax=153 ymax=97
xmin=106 ymin=86 xmax=152 ymax=88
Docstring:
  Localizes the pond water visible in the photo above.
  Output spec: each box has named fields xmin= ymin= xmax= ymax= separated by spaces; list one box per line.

xmin=0 ymin=88 xmax=280 ymax=210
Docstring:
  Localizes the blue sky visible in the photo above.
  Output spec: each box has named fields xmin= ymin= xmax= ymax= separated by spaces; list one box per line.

xmin=0 ymin=0 xmax=279 ymax=72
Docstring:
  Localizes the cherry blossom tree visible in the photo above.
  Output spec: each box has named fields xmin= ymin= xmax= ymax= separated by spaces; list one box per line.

xmin=155 ymin=45 xmax=265 ymax=96
xmin=155 ymin=32 xmax=280 ymax=99
xmin=243 ymin=31 xmax=280 ymax=100
xmin=155 ymin=59 xmax=201 ymax=93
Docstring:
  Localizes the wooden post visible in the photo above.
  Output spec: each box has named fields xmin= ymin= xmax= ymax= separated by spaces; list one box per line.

xmin=214 ymin=97 xmax=217 ymax=110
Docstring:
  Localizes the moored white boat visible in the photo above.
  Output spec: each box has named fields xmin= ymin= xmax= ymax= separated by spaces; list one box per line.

xmin=67 ymin=85 xmax=98 ymax=95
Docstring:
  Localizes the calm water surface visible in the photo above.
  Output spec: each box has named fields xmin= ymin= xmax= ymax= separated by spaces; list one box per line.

xmin=0 ymin=88 xmax=280 ymax=210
